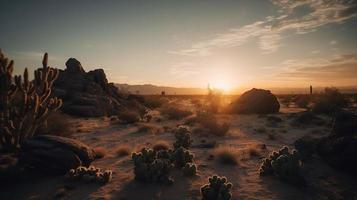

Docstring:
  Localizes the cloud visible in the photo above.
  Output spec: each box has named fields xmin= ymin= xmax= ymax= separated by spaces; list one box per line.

xmin=277 ymin=54 xmax=357 ymax=83
xmin=170 ymin=62 xmax=200 ymax=77
xmin=173 ymin=0 xmax=357 ymax=56
xmin=330 ymin=40 xmax=338 ymax=45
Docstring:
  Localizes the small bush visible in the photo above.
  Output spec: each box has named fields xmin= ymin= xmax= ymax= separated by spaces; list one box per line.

xmin=214 ymin=146 xmax=239 ymax=165
xmin=93 ymin=147 xmax=107 ymax=159
xmin=153 ymin=140 xmax=170 ymax=152
xmin=118 ymin=110 xmax=141 ymax=124
xmin=116 ymin=145 xmax=132 ymax=157
xmin=36 ymin=111 xmax=72 ymax=137
xmin=312 ymin=87 xmax=348 ymax=114
xmin=137 ymin=124 xmax=163 ymax=134
xmin=195 ymin=111 xmax=230 ymax=136
xmin=159 ymin=104 xmax=193 ymax=120
xmin=246 ymin=143 xmax=265 ymax=157
xmin=143 ymin=96 xmax=169 ymax=109
xmin=295 ymin=95 xmax=310 ymax=109
xmin=201 ymin=175 xmax=233 ymax=200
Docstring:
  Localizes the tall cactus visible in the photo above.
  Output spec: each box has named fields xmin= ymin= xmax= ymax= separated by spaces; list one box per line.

xmin=0 ymin=49 xmax=62 ymax=152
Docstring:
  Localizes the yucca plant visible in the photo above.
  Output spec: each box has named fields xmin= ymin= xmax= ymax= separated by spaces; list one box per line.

xmin=0 ymin=49 xmax=62 ymax=152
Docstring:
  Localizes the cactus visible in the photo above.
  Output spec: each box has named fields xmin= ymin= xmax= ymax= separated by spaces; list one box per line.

xmin=182 ymin=163 xmax=197 ymax=176
xmin=0 ymin=50 xmax=62 ymax=152
xmin=259 ymin=146 xmax=305 ymax=186
xmin=171 ymin=147 xmax=194 ymax=168
xmin=201 ymin=175 xmax=233 ymax=200
xmin=66 ymin=166 xmax=112 ymax=184
xmin=173 ymin=126 xmax=193 ymax=149
xmin=132 ymin=148 xmax=174 ymax=185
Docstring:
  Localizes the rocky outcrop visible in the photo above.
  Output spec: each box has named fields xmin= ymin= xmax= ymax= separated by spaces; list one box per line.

xmin=51 ymin=58 xmax=145 ymax=117
xmin=19 ymin=135 xmax=95 ymax=174
xmin=229 ymin=88 xmax=280 ymax=114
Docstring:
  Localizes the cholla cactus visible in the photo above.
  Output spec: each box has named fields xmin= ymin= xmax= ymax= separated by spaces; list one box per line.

xmin=173 ymin=126 xmax=193 ymax=149
xmin=201 ymin=175 xmax=233 ymax=200
xmin=66 ymin=166 xmax=112 ymax=184
xmin=171 ymin=147 xmax=194 ymax=168
xmin=132 ymin=148 xmax=174 ymax=185
xmin=0 ymin=50 xmax=62 ymax=151
xmin=182 ymin=163 xmax=197 ymax=176
xmin=259 ymin=146 xmax=305 ymax=186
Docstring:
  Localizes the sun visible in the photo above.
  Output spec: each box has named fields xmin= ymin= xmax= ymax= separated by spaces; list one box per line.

xmin=210 ymin=81 xmax=232 ymax=92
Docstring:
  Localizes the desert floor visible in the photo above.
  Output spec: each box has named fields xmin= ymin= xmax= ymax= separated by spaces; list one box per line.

xmin=1 ymin=99 xmax=357 ymax=200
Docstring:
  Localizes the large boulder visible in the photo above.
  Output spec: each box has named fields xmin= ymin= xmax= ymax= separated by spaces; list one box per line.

xmin=230 ymin=88 xmax=280 ymax=114
xmin=19 ymin=135 xmax=95 ymax=174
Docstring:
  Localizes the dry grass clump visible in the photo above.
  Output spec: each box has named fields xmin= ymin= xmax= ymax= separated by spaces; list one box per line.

xmin=245 ymin=143 xmax=266 ymax=157
xmin=137 ymin=124 xmax=164 ymax=134
xmin=118 ymin=110 xmax=141 ymax=124
xmin=195 ymin=111 xmax=230 ymax=136
xmin=36 ymin=111 xmax=72 ymax=137
xmin=213 ymin=146 xmax=239 ymax=165
xmin=116 ymin=145 xmax=132 ymax=157
xmin=152 ymin=140 xmax=170 ymax=151
xmin=159 ymin=103 xmax=193 ymax=120
xmin=93 ymin=147 xmax=107 ymax=159
xmin=143 ymin=96 xmax=169 ymax=109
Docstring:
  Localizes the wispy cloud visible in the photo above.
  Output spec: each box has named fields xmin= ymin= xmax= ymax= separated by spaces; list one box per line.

xmin=172 ymin=0 xmax=357 ymax=56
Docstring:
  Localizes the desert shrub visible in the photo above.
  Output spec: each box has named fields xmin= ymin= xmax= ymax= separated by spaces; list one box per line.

xmin=214 ymin=146 xmax=239 ymax=165
xmin=35 ymin=111 xmax=72 ymax=137
xmin=131 ymin=148 xmax=174 ymax=184
xmin=259 ymin=146 xmax=305 ymax=186
xmin=295 ymin=95 xmax=310 ymax=109
xmin=292 ymin=111 xmax=324 ymax=126
xmin=201 ymin=175 xmax=233 ymax=200
xmin=173 ymin=126 xmax=193 ymax=149
xmin=312 ymin=87 xmax=348 ymax=114
xmin=206 ymin=88 xmax=223 ymax=113
xmin=0 ymin=51 xmax=62 ymax=152
xmin=171 ymin=147 xmax=194 ymax=168
xmin=116 ymin=145 xmax=131 ymax=157
xmin=66 ymin=166 xmax=112 ymax=184
xmin=159 ymin=104 xmax=193 ymax=120
xmin=195 ymin=110 xmax=230 ymax=136
xmin=245 ymin=143 xmax=266 ymax=157
xmin=153 ymin=140 xmax=170 ymax=152
xmin=93 ymin=147 xmax=107 ymax=159
xmin=143 ymin=96 xmax=169 ymax=109
xmin=137 ymin=124 xmax=163 ymax=134
xmin=118 ymin=110 xmax=141 ymax=124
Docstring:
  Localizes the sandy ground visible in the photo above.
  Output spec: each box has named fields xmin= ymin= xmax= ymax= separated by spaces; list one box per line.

xmin=1 ymin=99 xmax=357 ymax=200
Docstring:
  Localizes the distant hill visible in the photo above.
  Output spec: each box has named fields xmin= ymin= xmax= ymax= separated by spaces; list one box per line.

xmin=116 ymin=84 xmax=208 ymax=95
xmin=116 ymin=83 xmax=357 ymax=95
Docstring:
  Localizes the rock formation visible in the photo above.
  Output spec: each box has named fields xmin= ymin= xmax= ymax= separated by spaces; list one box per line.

xmin=51 ymin=58 xmax=145 ymax=117
xmin=229 ymin=88 xmax=280 ymax=114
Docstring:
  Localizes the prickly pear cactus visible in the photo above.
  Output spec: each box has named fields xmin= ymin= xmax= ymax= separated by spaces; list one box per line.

xmin=66 ymin=166 xmax=112 ymax=184
xmin=182 ymin=163 xmax=197 ymax=176
xmin=173 ymin=126 xmax=193 ymax=149
xmin=259 ymin=146 xmax=305 ymax=186
xmin=171 ymin=147 xmax=194 ymax=168
xmin=132 ymin=148 xmax=174 ymax=185
xmin=201 ymin=175 xmax=233 ymax=200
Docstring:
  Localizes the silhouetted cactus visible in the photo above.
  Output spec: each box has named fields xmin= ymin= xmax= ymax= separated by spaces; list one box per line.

xmin=182 ymin=162 xmax=197 ymax=176
xmin=171 ymin=147 xmax=194 ymax=168
xmin=66 ymin=166 xmax=112 ymax=184
xmin=132 ymin=148 xmax=174 ymax=185
xmin=173 ymin=126 xmax=193 ymax=149
xmin=201 ymin=175 xmax=233 ymax=200
xmin=0 ymin=50 xmax=62 ymax=151
xmin=259 ymin=146 xmax=305 ymax=186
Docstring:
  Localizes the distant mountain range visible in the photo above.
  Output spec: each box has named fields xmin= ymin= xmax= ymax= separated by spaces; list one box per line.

xmin=116 ymin=83 xmax=357 ymax=95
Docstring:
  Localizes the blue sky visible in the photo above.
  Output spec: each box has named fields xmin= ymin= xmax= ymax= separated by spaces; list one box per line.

xmin=1 ymin=0 xmax=357 ymax=90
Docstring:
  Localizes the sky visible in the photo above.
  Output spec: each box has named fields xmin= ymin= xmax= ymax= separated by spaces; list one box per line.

xmin=1 ymin=0 xmax=357 ymax=91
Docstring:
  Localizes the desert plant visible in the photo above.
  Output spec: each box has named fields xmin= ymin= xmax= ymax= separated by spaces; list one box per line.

xmin=170 ymin=147 xmax=194 ymax=168
xmin=159 ymin=103 xmax=192 ymax=120
xmin=93 ymin=147 xmax=107 ymax=159
xmin=66 ymin=166 xmax=112 ymax=184
xmin=0 ymin=51 xmax=62 ymax=152
xmin=153 ymin=140 xmax=170 ymax=152
xmin=295 ymin=95 xmax=310 ymax=109
xmin=131 ymin=148 xmax=174 ymax=184
xmin=214 ymin=146 xmax=239 ymax=165
xmin=173 ymin=126 xmax=193 ymax=149
xmin=195 ymin=110 xmax=230 ymax=136
xmin=259 ymin=146 xmax=305 ymax=186
xmin=118 ymin=110 xmax=140 ymax=124
xmin=206 ymin=87 xmax=222 ymax=113
xmin=35 ymin=111 xmax=71 ymax=137
xmin=201 ymin=175 xmax=233 ymax=200
xmin=143 ymin=96 xmax=169 ymax=109
xmin=116 ymin=145 xmax=131 ymax=157
xmin=312 ymin=87 xmax=348 ymax=114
